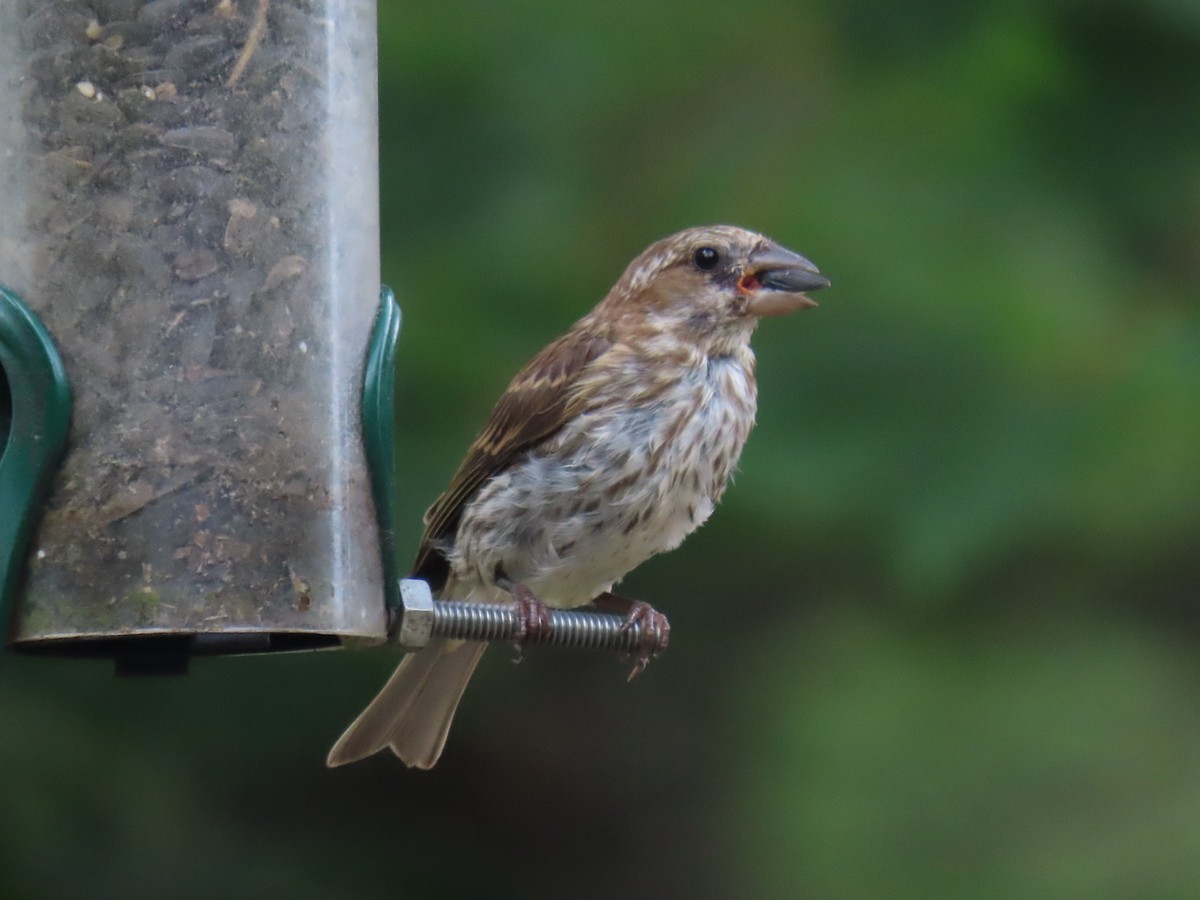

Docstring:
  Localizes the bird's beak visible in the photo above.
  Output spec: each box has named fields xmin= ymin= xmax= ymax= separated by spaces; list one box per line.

xmin=740 ymin=243 xmax=830 ymax=317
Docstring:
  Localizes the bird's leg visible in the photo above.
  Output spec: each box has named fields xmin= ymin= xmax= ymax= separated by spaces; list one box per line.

xmin=495 ymin=572 xmax=552 ymax=660
xmin=593 ymin=591 xmax=671 ymax=681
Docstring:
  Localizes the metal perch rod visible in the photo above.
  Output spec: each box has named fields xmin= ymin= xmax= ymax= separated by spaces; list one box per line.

xmin=391 ymin=578 xmax=666 ymax=655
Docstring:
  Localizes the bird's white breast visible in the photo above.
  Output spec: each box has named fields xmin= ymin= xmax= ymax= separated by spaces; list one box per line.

xmin=450 ymin=351 xmax=757 ymax=607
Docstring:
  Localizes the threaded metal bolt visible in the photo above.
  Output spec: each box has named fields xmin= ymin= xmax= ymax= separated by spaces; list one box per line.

xmin=390 ymin=578 xmax=666 ymax=657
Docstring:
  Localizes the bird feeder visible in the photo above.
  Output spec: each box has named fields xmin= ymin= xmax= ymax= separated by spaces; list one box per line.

xmin=0 ymin=0 xmax=392 ymax=673
xmin=0 ymin=2 xmax=667 ymax=680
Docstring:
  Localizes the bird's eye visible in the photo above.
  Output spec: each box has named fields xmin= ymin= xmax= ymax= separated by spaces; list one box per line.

xmin=693 ymin=246 xmax=720 ymax=271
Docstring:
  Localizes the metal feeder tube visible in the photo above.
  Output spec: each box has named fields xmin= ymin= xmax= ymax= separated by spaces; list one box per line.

xmin=0 ymin=1 xmax=385 ymax=671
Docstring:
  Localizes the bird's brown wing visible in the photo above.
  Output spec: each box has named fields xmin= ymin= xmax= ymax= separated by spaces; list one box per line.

xmin=411 ymin=327 xmax=612 ymax=589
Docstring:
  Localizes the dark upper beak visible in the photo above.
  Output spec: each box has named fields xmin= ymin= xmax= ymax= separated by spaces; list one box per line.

xmin=750 ymin=243 xmax=830 ymax=293
xmin=743 ymin=242 xmax=830 ymax=316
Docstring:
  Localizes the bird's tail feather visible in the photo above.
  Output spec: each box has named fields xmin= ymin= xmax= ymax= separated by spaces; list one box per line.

xmin=326 ymin=637 xmax=487 ymax=769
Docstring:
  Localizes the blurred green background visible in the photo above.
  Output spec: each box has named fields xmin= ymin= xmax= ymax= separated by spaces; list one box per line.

xmin=5 ymin=0 xmax=1200 ymax=897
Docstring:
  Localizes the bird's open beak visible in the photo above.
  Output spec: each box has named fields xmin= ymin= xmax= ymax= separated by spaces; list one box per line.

xmin=740 ymin=243 xmax=830 ymax=317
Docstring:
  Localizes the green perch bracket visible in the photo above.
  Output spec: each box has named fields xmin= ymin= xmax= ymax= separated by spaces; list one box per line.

xmin=0 ymin=285 xmax=72 ymax=647
xmin=362 ymin=286 xmax=403 ymax=618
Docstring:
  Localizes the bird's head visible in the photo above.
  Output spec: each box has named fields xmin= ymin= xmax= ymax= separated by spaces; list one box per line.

xmin=600 ymin=225 xmax=829 ymax=351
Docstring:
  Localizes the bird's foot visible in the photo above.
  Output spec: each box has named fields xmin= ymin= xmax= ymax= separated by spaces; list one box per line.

xmin=595 ymin=592 xmax=671 ymax=681
xmin=621 ymin=602 xmax=671 ymax=681
xmin=497 ymin=577 xmax=553 ymax=662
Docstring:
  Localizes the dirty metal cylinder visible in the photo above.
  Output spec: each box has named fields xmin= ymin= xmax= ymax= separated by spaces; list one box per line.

xmin=0 ymin=0 xmax=385 ymax=671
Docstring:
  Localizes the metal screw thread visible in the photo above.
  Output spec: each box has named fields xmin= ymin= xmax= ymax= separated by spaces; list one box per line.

xmin=432 ymin=601 xmax=657 ymax=655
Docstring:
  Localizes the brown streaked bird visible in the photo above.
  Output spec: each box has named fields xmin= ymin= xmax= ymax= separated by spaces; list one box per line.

xmin=327 ymin=225 xmax=829 ymax=769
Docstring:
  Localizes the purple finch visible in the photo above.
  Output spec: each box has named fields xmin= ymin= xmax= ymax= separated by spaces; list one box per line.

xmin=328 ymin=225 xmax=828 ymax=768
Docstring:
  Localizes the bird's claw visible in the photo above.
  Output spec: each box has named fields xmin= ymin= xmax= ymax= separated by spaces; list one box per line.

xmin=618 ymin=601 xmax=670 ymax=681
xmin=508 ymin=581 xmax=552 ymax=663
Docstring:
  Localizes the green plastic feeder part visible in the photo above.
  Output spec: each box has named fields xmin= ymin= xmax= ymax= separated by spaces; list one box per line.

xmin=0 ymin=285 xmax=72 ymax=642
xmin=362 ymin=286 xmax=403 ymax=615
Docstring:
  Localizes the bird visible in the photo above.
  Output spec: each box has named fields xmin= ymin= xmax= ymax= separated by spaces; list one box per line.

xmin=327 ymin=225 xmax=829 ymax=769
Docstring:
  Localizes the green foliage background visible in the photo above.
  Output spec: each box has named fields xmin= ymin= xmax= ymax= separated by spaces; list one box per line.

xmin=4 ymin=1 xmax=1200 ymax=897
